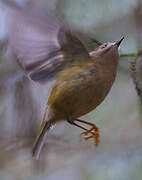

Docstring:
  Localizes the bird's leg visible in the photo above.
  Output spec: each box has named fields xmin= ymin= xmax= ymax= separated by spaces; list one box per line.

xmin=68 ymin=118 xmax=100 ymax=147
xmin=75 ymin=118 xmax=100 ymax=146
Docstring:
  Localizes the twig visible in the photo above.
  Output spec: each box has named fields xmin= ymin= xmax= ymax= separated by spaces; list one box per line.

xmin=120 ymin=50 xmax=142 ymax=58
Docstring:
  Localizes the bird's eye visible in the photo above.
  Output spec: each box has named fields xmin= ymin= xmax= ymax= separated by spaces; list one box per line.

xmin=101 ymin=44 xmax=107 ymax=49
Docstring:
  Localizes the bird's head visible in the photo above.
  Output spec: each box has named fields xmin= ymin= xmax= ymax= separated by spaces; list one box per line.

xmin=90 ymin=37 xmax=124 ymax=61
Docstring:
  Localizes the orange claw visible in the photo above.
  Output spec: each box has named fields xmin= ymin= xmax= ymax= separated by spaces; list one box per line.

xmin=68 ymin=118 xmax=100 ymax=147
xmin=81 ymin=126 xmax=100 ymax=147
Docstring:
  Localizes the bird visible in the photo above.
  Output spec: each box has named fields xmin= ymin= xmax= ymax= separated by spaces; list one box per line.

xmin=4 ymin=0 xmax=124 ymax=159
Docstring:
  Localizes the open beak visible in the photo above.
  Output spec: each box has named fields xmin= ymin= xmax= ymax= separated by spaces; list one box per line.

xmin=116 ymin=37 xmax=124 ymax=47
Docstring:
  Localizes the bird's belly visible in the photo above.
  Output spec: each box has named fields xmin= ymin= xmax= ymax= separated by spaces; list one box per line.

xmin=67 ymin=85 xmax=110 ymax=118
xmin=49 ymin=77 xmax=114 ymax=119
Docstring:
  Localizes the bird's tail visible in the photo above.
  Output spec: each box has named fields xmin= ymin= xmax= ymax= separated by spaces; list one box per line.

xmin=32 ymin=117 xmax=53 ymax=160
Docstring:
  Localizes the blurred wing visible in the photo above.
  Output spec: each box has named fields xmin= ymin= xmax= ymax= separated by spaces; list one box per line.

xmin=8 ymin=3 xmax=89 ymax=82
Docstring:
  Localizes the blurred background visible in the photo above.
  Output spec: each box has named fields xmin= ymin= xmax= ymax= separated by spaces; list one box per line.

xmin=0 ymin=0 xmax=142 ymax=179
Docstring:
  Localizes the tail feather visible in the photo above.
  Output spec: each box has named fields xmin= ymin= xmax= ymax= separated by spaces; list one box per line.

xmin=32 ymin=120 xmax=52 ymax=160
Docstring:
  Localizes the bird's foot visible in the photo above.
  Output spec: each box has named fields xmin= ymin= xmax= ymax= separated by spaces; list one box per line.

xmin=68 ymin=118 xmax=100 ymax=147
xmin=81 ymin=126 xmax=100 ymax=147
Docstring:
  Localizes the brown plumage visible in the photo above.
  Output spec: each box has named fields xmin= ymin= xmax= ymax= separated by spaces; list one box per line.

xmin=4 ymin=0 xmax=124 ymax=159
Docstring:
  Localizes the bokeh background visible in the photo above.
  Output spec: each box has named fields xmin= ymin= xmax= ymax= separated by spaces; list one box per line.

xmin=0 ymin=0 xmax=142 ymax=179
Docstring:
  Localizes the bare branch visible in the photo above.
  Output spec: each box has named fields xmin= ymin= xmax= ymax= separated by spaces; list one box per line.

xmin=120 ymin=50 xmax=142 ymax=58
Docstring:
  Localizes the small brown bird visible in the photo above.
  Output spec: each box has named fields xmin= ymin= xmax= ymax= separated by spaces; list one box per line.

xmin=4 ymin=0 xmax=124 ymax=159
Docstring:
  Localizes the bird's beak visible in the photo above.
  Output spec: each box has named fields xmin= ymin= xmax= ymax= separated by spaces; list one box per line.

xmin=116 ymin=37 xmax=124 ymax=47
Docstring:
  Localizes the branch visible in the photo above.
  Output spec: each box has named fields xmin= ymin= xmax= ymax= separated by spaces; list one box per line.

xmin=124 ymin=50 xmax=142 ymax=104
xmin=120 ymin=50 xmax=142 ymax=58
xmin=120 ymin=49 xmax=142 ymax=104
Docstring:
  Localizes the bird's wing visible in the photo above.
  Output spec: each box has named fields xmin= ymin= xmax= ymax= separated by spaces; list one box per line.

xmin=7 ymin=2 xmax=89 ymax=82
